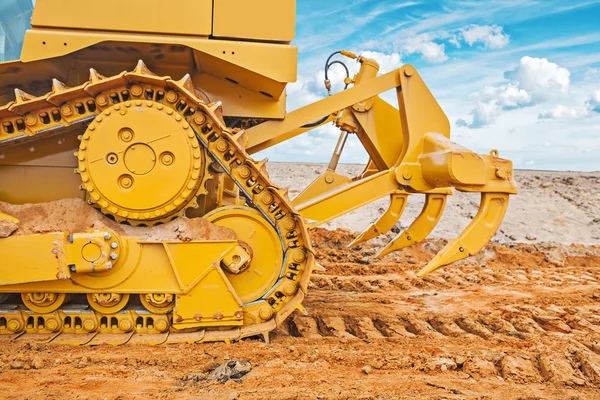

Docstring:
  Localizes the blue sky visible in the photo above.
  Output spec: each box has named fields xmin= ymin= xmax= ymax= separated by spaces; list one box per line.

xmin=257 ymin=0 xmax=600 ymax=171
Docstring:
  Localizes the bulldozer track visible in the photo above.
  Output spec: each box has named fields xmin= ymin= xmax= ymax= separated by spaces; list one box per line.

xmin=0 ymin=61 xmax=315 ymax=342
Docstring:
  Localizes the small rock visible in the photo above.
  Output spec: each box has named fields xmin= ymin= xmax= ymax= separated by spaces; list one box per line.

xmin=357 ymin=257 xmax=370 ymax=265
xmin=208 ymin=360 xmax=252 ymax=384
xmin=463 ymin=358 xmax=497 ymax=379
xmin=525 ymin=234 xmax=537 ymax=241
xmin=289 ymin=345 xmax=296 ymax=352
xmin=31 ymin=357 xmax=44 ymax=370
xmin=9 ymin=361 xmax=25 ymax=370
xmin=0 ymin=217 xmax=17 ymax=238
xmin=500 ymin=355 xmax=539 ymax=383
xmin=423 ymin=358 xmax=457 ymax=373
xmin=362 ymin=365 xmax=373 ymax=375
xmin=227 ymin=392 xmax=239 ymax=400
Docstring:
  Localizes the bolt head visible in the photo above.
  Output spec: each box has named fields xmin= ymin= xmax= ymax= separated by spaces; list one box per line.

xmin=110 ymin=252 xmax=118 ymax=260
xmin=111 ymin=242 xmax=118 ymax=249
xmin=103 ymin=232 xmax=111 ymax=240
xmin=106 ymin=262 xmax=113 ymax=269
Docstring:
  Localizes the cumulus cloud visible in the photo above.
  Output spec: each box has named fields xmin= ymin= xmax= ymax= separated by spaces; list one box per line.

xmin=460 ymin=25 xmax=510 ymax=49
xmin=504 ymin=56 xmax=570 ymax=101
xmin=359 ymin=51 xmax=403 ymax=74
xmin=395 ymin=33 xmax=448 ymax=63
xmin=457 ymin=57 xmax=571 ymax=128
xmin=585 ymin=87 xmax=600 ymax=114
xmin=476 ymin=83 xmax=532 ymax=108
xmin=538 ymin=105 xmax=579 ymax=119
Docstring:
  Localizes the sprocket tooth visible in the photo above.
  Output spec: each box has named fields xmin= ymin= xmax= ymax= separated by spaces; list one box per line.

xmin=132 ymin=59 xmax=156 ymax=76
xmin=13 ymin=88 xmax=36 ymax=104
xmin=234 ymin=130 xmax=248 ymax=148
xmin=51 ymin=79 xmax=71 ymax=94
xmin=207 ymin=100 xmax=224 ymax=120
xmin=254 ymin=158 xmax=269 ymax=175
xmin=89 ymin=68 xmax=106 ymax=83
xmin=277 ymin=187 xmax=291 ymax=202
xmin=175 ymin=73 xmax=196 ymax=95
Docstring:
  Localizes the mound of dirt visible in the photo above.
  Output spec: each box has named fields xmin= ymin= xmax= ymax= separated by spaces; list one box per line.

xmin=0 ymin=198 xmax=235 ymax=241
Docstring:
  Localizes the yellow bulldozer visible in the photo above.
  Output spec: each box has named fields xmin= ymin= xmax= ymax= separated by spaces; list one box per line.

xmin=0 ymin=0 xmax=517 ymax=344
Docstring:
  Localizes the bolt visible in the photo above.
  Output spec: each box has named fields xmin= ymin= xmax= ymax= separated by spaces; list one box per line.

xmin=24 ymin=115 xmax=37 ymax=126
xmin=83 ymin=320 xmax=96 ymax=332
xmin=166 ymin=91 xmax=178 ymax=103
xmin=7 ymin=320 xmax=21 ymax=332
xmin=111 ymin=242 xmax=118 ymax=249
xmin=283 ymin=282 xmax=297 ymax=296
xmin=120 ymin=129 xmax=133 ymax=142
xmin=110 ymin=252 xmax=118 ymax=260
xmin=261 ymin=193 xmax=274 ymax=205
xmin=325 ymin=174 xmax=334 ymax=184
xmin=106 ymin=262 xmax=113 ymax=269
xmin=259 ymin=307 xmax=273 ymax=321
xmin=119 ymin=319 xmax=133 ymax=332
xmin=46 ymin=318 xmax=59 ymax=331
xmin=155 ymin=320 xmax=169 ymax=332
xmin=103 ymin=232 xmax=111 ymax=240
xmin=121 ymin=176 xmax=133 ymax=188
xmin=238 ymin=166 xmax=251 ymax=178
xmin=61 ymin=105 xmax=73 ymax=116
xmin=293 ymin=251 xmax=306 ymax=263
xmin=96 ymin=95 xmax=108 ymax=106
xmin=130 ymin=84 xmax=143 ymax=97
xmin=193 ymin=114 xmax=206 ymax=125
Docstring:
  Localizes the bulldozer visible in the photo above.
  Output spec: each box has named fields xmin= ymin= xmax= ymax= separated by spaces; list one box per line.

xmin=0 ymin=0 xmax=517 ymax=344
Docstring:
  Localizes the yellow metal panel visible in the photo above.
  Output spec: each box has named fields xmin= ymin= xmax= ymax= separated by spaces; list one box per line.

xmin=31 ymin=0 xmax=213 ymax=36
xmin=20 ymin=31 xmax=297 ymax=85
xmin=213 ymin=0 xmax=296 ymax=43
xmin=0 ymin=233 xmax=71 ymax=285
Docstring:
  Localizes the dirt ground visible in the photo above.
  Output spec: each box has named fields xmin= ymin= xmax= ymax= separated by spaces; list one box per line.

xmin=1 ymin=165 xmax=600 ymax=399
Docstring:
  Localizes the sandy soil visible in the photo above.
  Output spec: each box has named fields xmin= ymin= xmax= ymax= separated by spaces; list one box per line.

xmin=1 ymin=165 xmax=599 ymax=399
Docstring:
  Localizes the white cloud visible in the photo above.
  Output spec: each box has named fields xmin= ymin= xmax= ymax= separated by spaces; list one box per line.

xmin=359 ymin=51 xmax=402 ymax=74
xmin=585 ymin=87 xmax=600 ymax=114
xmin=504 ymin=56 xmax=570 ymax=101
xmin=457 ymin=101 xmax=501 ymax=128
xmin=476 ymin=83 xmax=532 ymax=108
xmin=448 ymin=34 xmax=461 ymax=48
xmin=457 ymin=83 xmax=532 ymax=128
xmin=460 ymin=25 xmax=510 ymax=49
xmin=396 ymin=33 xmax=448 ymax=63
xmin=458 ymin=57 xmax=571 ymax=128
xmin=538 ymin=105 xmax=579 ymax=119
